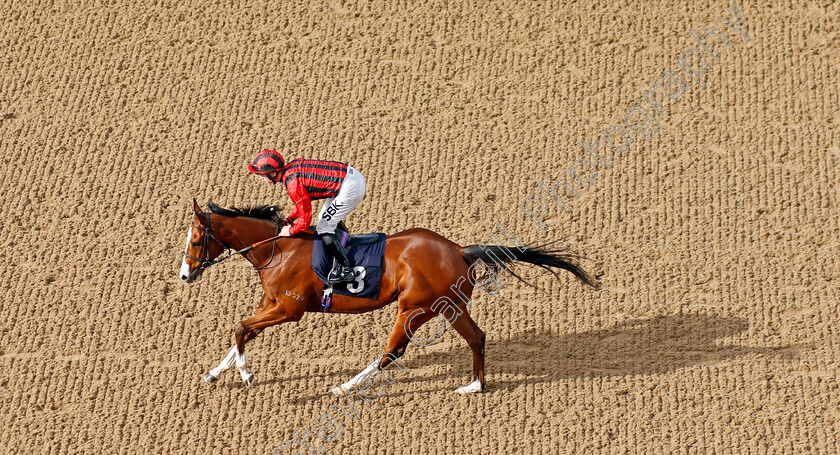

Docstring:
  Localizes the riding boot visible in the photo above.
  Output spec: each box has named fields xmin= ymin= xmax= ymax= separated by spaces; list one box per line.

xmin=321 ymin=233 xmax=357 ymax=282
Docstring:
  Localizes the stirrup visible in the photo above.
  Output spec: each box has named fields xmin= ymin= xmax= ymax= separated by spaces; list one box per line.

xmin=329 ymin=266 xmax=357 ymax=283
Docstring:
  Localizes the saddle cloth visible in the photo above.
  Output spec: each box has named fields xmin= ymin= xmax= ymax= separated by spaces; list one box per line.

xmin=311 ymin=230 xmax=386 ymax=300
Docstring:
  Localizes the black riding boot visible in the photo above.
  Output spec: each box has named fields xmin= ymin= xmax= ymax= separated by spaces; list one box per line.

xmin=321 ymin=232 xmax=357 ymax=282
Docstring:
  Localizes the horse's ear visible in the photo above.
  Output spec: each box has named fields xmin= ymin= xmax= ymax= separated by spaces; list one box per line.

xmin=193 ymin=198 xmax=201 ymax=215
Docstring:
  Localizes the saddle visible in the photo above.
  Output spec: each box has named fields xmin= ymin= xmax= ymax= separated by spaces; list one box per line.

xmin=311 ymin=229 xmax=387 ymax=310
xmin=343 ymin=231 xmax=381 ymax=246
xmin=334 ymin=220 xmax=380 ymax=245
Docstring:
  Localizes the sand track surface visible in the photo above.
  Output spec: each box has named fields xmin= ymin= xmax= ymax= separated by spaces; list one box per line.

xmin=1 ymin=1 xmax=838 ymax=453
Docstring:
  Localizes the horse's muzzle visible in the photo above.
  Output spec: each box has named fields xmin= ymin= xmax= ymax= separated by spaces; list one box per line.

xmin=181 ymin=268 xmax=202 ymax=283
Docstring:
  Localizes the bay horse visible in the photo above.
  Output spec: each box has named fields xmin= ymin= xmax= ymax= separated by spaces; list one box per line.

xmin=180 ymin=200 xmax=598 ymax=395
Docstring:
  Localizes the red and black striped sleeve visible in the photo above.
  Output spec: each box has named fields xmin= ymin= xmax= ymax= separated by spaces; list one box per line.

xmin=285 ymin=179 xmax=312 ymax=236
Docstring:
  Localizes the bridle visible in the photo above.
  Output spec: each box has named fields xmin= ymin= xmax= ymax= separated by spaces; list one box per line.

xmin=184 ymin=212 xmax=232 ymax=271
xmin=183 ymin=212 xmax=283 ymax=273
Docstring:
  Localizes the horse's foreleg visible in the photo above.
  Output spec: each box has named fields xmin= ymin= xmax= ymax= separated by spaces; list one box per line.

xmin=234 ymin=325 xmax=257 ymax=386
xmin=203 ymin=327 xmax=267 ymax=385
xmin=449 ymin=304 xmax=486 ymax=394
xmin=233 ymin=308 xmax=299 ymax=387
xmin=204 ymin=345 xmax=239 ymax=384
xmin=204 ymin=296 xmax=274 ymax=385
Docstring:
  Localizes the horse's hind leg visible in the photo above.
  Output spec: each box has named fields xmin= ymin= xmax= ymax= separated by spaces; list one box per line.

xmin=450 ymin=303 xmax=486 ymax=394
xmin=331 ymin=307 xmax=434 ymax=397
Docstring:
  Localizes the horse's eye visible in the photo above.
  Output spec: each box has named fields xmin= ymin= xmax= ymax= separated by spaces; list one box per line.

xmin=192 ymin=242 xmax=200 ymax=247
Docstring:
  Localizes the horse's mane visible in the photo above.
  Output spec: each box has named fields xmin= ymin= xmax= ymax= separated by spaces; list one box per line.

xmin=206 ymin=201 xmax=279 ymax=221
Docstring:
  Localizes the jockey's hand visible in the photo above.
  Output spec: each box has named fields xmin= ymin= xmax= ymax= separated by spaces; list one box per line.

xmin=271 ymin=212 xmax=288 ymax=226
xmin=279 ymin=225 xmax=292 ymax=237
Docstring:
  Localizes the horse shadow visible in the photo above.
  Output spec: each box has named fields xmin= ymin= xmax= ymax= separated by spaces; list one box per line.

xmin=250 ymin=313 xmax=807 ymax=401
xmin=394 ymin=313 xmax=807 ymax=393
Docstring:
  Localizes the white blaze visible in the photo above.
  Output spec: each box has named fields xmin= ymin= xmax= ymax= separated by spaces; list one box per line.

xmin=179 ymin=227 xmax=192 ymax=279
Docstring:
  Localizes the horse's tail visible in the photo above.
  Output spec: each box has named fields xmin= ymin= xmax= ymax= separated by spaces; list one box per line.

xmin=461 ymin=243 xmax=600 ymax=289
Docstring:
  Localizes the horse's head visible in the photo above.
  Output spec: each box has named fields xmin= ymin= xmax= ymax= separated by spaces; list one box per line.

xmin=179 ymin=199 xmax=228 ymax=283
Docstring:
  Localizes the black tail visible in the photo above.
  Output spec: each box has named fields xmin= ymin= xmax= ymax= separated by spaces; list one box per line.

xmin=461 ymin=243 xmax=600 ymax=289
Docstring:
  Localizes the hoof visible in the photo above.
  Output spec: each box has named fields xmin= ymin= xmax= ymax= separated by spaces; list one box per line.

xmin=331 ymin=384 xmax=351 ymax=397
xmin=203 ymin=373 xmax=219 ymax=384
xmin=456 ymin=379 xmax=484 ymax=394
xmin=243 ymin=373 xmax=255 ymax=387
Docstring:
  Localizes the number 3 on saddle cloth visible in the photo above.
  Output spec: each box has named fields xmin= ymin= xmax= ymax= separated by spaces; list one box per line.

xmin=311 ymin=229 xmax=387 ymax=311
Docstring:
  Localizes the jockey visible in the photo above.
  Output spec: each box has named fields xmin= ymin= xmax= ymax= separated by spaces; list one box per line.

xmin=248 ymin=150 xmax=366 ymax=283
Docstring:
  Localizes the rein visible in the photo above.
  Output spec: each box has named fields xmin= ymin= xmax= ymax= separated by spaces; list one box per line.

xmin=184 ymin=212 xmax=284 ymax=272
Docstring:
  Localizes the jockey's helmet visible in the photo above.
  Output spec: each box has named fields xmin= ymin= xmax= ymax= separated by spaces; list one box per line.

xmin=248 ymin=150 xmax=285 ymax=174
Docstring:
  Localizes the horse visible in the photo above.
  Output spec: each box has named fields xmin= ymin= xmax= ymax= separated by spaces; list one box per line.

xmin=179 ymin=199 xmax=599 ymax=395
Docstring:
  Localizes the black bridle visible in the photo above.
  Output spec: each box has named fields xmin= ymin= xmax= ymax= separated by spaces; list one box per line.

xmin=183 ymin=212 xmax=232 ymax=271
xmin=183 ymin=212 xmax=282 ymax=274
